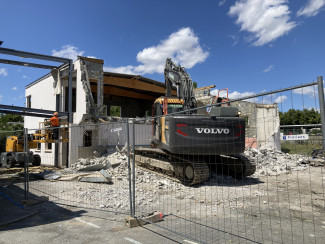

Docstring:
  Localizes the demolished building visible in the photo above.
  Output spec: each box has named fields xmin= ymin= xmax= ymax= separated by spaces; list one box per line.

xmin=25 ymin=57 xmax=280 ymax=167
xmin=24 ymin=57 xmax=176 ymax=167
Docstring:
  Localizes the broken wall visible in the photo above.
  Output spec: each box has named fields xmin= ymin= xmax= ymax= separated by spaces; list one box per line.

xmin=196 ymin=96 xmax=281 ymax=150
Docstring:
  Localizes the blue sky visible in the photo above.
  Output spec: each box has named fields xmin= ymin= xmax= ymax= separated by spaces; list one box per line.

xmin=1 ymin=0 xmax=325 ymax=111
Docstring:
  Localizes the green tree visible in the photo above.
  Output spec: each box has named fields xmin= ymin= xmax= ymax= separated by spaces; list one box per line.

xmin=110 ymin=106 xmax=121 ymax=117
xmin=279 ymin=109 xmax=320 ymax=125
xmin=0 ymin=114 xmax=24 ymax=152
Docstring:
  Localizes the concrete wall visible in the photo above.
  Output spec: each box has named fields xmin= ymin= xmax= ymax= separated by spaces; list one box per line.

xmin=196 ymin=96 xmax=281 ymax=150
xmin=74 ymin=59 xmax=88 ymax=124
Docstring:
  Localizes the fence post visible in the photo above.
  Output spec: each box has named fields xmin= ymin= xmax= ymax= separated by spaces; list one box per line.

xmin=317 ymin=76 xmax=325 ymax=153
xmin=23 ymin=128 xmax=29 ymax=200
xmin=132 ymin=120 xmax=136 ymax=217
xmin=126 ymin=118 xmax=133 ymax=217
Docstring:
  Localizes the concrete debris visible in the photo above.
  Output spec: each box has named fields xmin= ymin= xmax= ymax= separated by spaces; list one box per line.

xmin=308 ymin=158 xmax=325 ymax=167
xmin=59 ymin=169 xmax=112 ymax=183
xmin=78 ymin=170 xmax=112 ymax=183
xmin=244 ymin=148 xmax=312 ymax=176
xmin=71 ymin=156 xmax=111 ymax=171
xmin=65 ymin=147 xmax=324 ymax=210
xmin=29 ymin=170 xmax=61 ymax=180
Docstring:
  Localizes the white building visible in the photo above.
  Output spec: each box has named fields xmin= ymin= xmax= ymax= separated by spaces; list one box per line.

xmin=25 ymin=57 xmax=168 ymax=167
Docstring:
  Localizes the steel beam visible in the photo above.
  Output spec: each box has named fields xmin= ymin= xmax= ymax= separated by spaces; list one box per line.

xmin=68 ymin=60 xmax=73 ymax=123
xmin=0 ymin=104 xmax=69 ymax=117
xmin=0 ymin=58 xmax=57 ymax=69
xmin=0 ymin=47 xmax=70 ymax=63
xmin=0 ymin=109 xmax=52 ymax=118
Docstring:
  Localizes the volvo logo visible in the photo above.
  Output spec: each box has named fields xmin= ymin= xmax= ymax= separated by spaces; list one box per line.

xmin=195 ymin=128 xmax=230 ymax=134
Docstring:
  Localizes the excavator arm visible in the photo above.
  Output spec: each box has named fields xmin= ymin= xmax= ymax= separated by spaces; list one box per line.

xmin=164 ymin=58 xmax=197 ymax=112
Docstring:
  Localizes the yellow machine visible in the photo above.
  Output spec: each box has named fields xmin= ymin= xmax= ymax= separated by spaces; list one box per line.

xmin=34 ymin=119 xmax=69 ymax=143
xmin=0 ymin=119 xmax=69 ymax=168
xmin=5 ymin=135 xmax=38 ymax=153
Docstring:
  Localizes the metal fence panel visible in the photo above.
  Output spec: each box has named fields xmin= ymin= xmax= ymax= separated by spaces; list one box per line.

xmin=1 ymin=79 xmax=325 ymax=243
xmin=24 ymin=123 xmax=132 ymax=216
xmin=129 ymin=81 xmax=325 ymax=243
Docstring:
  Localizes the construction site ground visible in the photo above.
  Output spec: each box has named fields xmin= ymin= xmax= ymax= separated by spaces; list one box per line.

xmin=1 ymin=163 xmax=325 ymax=243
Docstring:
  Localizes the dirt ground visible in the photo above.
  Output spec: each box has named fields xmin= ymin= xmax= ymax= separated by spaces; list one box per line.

xmin=1 ymin=165 xmax=325 ymax=243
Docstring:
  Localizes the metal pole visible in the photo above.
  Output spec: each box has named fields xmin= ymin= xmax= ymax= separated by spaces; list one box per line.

xmin=68 ymin=60 xmax=73 ymax=124
xmin=67 ymin=60 xmax=73 ymax=168
xmin=23 ymin=128 xmax=29 ymax=200
xmin=126 ymin=118 xmax=133 ymax=216
xmin=317 ymin=76 xmax=325 ymax=153
xmin=132 ymin=120 xmax=136 ymax=217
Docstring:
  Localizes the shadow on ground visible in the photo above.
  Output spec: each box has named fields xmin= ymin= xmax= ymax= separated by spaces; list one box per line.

xmin=0 ymin=182 xmax=85 ymax=231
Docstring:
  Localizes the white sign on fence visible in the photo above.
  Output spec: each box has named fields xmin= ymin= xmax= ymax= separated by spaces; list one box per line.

xmin=281 ymin=134 xmax=309 ymax=141
xmin=111 ymin=127 xmax=122 ymax=133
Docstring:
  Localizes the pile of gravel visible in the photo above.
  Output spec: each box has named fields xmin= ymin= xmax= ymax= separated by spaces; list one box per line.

xmin=244 ymin=148 xmax=310 ymax=176
xmin=67 ymin=148 xmax=324 ymax=212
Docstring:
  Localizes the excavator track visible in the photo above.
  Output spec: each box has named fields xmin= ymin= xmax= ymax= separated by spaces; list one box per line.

xmin=134 ymin=147 xmax=210 ymax=185
xmin=217 ymin=154 xmax=256 ymax=179
xmin=134 ymin=148 xmax=256 ymax=186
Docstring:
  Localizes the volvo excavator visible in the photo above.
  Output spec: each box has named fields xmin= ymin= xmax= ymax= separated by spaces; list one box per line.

xmin=134 ymin=58 xmax=256 ymax=185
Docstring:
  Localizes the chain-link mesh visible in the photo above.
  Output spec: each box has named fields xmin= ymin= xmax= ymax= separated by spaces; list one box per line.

xmin=1 ymin=81 xmax=325 ymax=243
xmin=129 ymin=82 xmax=325 ymax=244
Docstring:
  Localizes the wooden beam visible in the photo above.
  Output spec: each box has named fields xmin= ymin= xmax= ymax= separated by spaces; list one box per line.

xmin=103 ymin=76 xmax=177 ymax=95
xmin=91 ymin=85 xmax=156 ymax=100
xmin=194 ymin=85 xmax=216 ymax=91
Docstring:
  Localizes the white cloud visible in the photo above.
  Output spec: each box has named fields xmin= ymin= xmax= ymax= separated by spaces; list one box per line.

xmin=297 ymin=0 xmax=325 ymax=17
xmin=52 ymin=45 xmax=85 ymax=60
xmin=293 ymin=86 xmax=317 ymax=97
xmin=274 ymin=95 xmax=287 ymax=103
xmin=211 ymin=89 xmax=289 ymax=104
xmin=211 ymin=89 xmax=258 ymax=102
xmin=229 ymin=91 xmax=257 ymax=102
xmin=0 ymin=94 xmax=2 ymax=102
xmin=12 ymin=86 xmax=18 ymax=91
xmin=0 ymin=68 xmax=8 ymax=76
xmin=105 ymin=27 xmax=209 ymax=75
xmin=22 ymin=75 xmax=29 ymax=79
xmin=12 ymin=95 xmax=24 ymax=101
xmin=263 ymin=65 xmax=275 ymax=72
xmin=103 ymin=65 xmax=136 ymax=75
xmin=219 ymin=0 xmax=227 ymax=6
xmin=228 ymin=0 xmax=296 ymax=46
xmin=228 ymin=35 xmax=239 ymax=46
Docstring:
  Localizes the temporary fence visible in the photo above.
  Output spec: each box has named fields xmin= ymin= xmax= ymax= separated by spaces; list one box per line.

xmin=128 ymin=77 xmax=325 ymax=244
xmin=0 ymin=77 xmax=325 ymax=243
xmin=0 ymin=129 xmax=28 ymax=205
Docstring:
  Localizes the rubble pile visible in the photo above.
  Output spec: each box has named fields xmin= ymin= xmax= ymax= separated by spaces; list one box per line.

xmin=70 ymin=155 xmax=111 ymax=171
xmin=244 ymin=148 xmax=312 ymax=176
xmin=64 ymin=148 xmax=325 ymax=211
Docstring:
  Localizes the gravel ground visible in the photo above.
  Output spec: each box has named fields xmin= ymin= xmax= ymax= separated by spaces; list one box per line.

xmin=3 ymin=148 xmax=325 ymax=243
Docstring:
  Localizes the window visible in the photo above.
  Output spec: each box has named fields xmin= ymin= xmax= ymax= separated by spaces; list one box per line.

xmin=83 ymin=131 xmax=92 ymax=147
xmin=36 ymin=142 xmax=41 ymax=151
xmin=110 ymin=105 xmax=121 ymax=117
xmin=26 ymin=95 xmax=31 ymax=108
xmin=46 ymin=143 xmax=52 ymax=151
